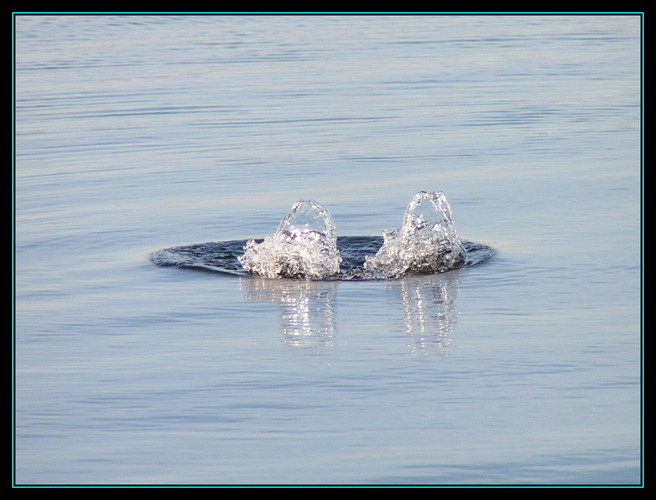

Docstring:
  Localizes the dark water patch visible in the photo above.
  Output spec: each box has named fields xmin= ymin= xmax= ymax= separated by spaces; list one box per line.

xmin=150 ymin=236 xmax=495 ymax=280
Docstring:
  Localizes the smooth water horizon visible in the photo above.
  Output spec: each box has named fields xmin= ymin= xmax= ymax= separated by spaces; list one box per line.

xmin=13 ymin=14 xmax=642 ymax=486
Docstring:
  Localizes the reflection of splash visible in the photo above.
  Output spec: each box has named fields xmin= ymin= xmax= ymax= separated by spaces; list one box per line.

xmin=386 ymin=271 xmax=460 ymax=357
xmin=241 ymin=270 xmax=460 ymax=356
xmin=240 ymin=277 xmax=337 ymax=348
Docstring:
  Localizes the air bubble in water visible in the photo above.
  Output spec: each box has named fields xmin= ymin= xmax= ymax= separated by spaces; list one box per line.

xmin=238 ymin=200 xmax=342 ymax=279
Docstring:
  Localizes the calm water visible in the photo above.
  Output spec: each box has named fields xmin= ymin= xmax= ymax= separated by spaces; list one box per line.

xmin=13 ymin=14 xmax=642 ymax=485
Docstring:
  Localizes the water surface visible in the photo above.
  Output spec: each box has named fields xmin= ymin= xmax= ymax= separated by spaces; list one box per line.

xmin=14 ymin=14 xmax=642 ymax=485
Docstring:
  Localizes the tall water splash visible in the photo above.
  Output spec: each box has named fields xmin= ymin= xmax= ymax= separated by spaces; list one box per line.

xmin=238 ymin=200 xmax=342 ymax=279
xmin=364 ymin=191 xmax=467 ymax=278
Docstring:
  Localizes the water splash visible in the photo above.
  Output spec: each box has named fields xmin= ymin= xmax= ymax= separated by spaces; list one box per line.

xmin=363 ymin=191 xmax=467 ymax=278
xmin=238 ymin=200 xmax=342 ymax=279
xmin=152 ymin=192 xmax=492 ymax=280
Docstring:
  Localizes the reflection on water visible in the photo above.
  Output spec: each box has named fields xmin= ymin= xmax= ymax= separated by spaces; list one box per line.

xmin=240 ymin=277 xmax=338 ymax=348
xmin=241 ymin=270 xmax=460 ymax=355
xmin=386 ymin=271 xmax=460 ymax=357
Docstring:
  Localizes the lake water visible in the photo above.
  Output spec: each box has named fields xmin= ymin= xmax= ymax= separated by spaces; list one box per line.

xmin=13 ymin=14 xmax=642 ymax=486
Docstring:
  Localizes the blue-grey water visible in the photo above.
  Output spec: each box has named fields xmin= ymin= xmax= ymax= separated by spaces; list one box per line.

xmin=13 ymin=14 xmax=642 ymax=485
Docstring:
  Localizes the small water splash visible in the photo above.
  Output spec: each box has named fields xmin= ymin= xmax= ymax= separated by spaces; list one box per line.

xmin=238 ymin=200 xmax=342 ymax=279
xmin=363 ymin=191 xmax=467 ymax=278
